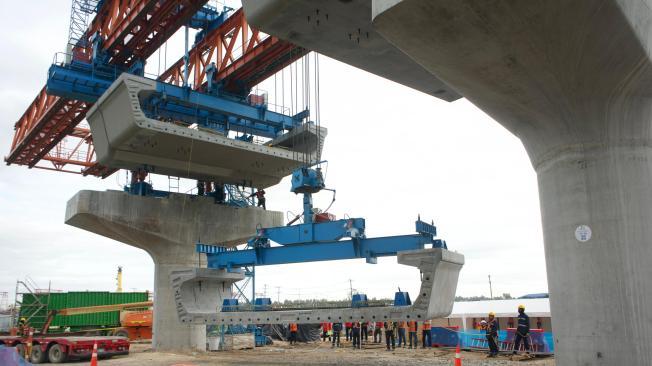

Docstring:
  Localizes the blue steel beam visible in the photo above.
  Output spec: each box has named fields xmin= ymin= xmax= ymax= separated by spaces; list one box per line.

xmin=202 ymin=234 xmax=437 ymax=268
xmin=46 ymin=62 xmax=302 ymax=138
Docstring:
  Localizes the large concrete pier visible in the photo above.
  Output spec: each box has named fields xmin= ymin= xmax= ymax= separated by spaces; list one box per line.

xmin=243 ymin=1 xmax=652 ymax=364
xmin=65 ymin=190 xmax=282 ymax=351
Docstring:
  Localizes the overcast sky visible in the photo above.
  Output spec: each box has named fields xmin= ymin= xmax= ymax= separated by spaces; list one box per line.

xmin=0 ymin=1 xmax=547 ymax=306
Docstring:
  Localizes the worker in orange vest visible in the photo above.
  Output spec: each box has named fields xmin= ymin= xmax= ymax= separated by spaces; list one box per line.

xmin=408 ymin=320 xmax=418 ymax=349
xmin=397 ymin=320 xmax=408 ymax=348
xmin=321 ymin=322 xmax=331 ymax=342
xmin=289 ymin=323 xmax=298 ymax=345
xmin=421 ymin=320 xmax=432 ymax=348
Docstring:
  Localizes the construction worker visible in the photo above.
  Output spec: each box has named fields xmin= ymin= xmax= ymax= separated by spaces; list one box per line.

xmin=248 ymin=189 xmax=266 ymax=209
xmin=408 ymin=320 xmax=418 ymax=349
xmin=361 ymin=321 xmax=369 ymax=343
xmin=345 ymin=321 xmax=352 ymax=341
xmin=374 ymin=321 xmax=383 ymax=343
xmin=511 ymin=305 xmax=532 ymax=359
xmin=351 ymin=321 xmax=361 ymax=349
xmin=486 ymin=312 xmax=499 ymax=358
xmin=289 ymin=323 xmax=298 ymax=345
xmin=197 ymin=180 xmax=205 ymax=196
xmin=384 ymin=321 xmax=396 ymax=351
xmin=321 ymin=322 xmax=331 ymax=342
xmin=17 ymin=317 xmax=28 ymax=337
xmin=397 ymin=320 xmax=407 ymax=348
xmin=332 ymin=322 xmax=342 ymax=348
xmin=214 ymin=183 xmax=225 ymax=204
xmin=421 ymin=320 xmax=432 ymax=348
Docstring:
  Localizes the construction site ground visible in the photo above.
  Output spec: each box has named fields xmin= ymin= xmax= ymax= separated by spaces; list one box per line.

xmin=101 ymin=341 xmax=555 ymax=366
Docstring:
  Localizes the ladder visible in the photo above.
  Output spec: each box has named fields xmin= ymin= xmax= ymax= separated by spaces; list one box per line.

xmin=168 ymin=176 xmax=180 ymax=193
xmin=67 ymin=0 xmax=101 ymax=49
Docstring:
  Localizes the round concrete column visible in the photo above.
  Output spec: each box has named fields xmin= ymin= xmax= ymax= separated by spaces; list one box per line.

xmin=371 ymin=1 xmax=652 ymax=364
xmin=536 ymin=144 xmax=652 ymax=364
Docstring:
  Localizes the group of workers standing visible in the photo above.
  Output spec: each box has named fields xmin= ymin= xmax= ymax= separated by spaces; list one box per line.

xmin=483 ymin=304 xmax=533 ymax=359
xmin=316 ymin=320 xmax=432 ymax=351
xmin=289 ymin=305 xmax=534 ymax=359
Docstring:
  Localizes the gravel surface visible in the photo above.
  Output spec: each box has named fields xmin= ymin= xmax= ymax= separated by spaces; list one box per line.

xmin=99 ymin=341 xmax=555 ymax=366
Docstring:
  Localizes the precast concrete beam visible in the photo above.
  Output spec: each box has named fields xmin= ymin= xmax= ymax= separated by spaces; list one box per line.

xmin=65 ymin=190 xmax=282 ymax=351
xmin=171 ymin=248 xmax=463 ymax=325
xmin=372 ymin=1 xmax=652 ymax=364
xmin=87 ymin=74 xmax=327 ymax=189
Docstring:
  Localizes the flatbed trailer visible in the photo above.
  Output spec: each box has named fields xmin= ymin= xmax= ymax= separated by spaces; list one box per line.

xmin=0 ymin=335 xmax=129 ymax=363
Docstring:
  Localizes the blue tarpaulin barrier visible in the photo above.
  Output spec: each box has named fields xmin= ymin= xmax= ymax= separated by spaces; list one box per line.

xmin=431 ymin=328 xmax=555 ymax=354
xmin=0 ymin=345 xmax=33 ymax=366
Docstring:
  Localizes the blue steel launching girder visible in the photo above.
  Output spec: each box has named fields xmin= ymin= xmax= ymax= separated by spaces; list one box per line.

xmin=46 ymin=61 xmax=305 ymax=138
xmin=199 ymin=223 xmax=445 ymax=268
xmin=198 ymin=167 xmax=448 ymax=271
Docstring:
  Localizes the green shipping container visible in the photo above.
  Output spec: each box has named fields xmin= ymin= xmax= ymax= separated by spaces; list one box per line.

xmin=19 ymin=291 xmax=149 ymax=332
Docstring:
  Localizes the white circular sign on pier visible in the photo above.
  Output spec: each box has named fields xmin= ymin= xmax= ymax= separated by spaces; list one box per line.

xmin=575 ymin=225 xmax=592 ymax=242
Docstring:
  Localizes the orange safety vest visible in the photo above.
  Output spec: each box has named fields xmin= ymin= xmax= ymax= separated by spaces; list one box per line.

xmin=290 ymin=323 xmax=298 ymax=332
xmin=408 ymin=321 xmax=417 ymax=332
xmin=422 ymin=321 xmax=432 ymax=330
xmin=399 ymin=321 xmax=408 ymax=329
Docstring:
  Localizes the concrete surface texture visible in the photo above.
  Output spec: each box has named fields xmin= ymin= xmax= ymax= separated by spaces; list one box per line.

xmin=87 ymin=74 xmax=327 ymax=189
xmin=241 ymin=0 xmax=461 ymax=102
xmin=171 ymin=248 xmax=464 ymax=325
xmin=65 ymin=190 xmax=283 ymax=351
xmin=370 ymin=1 xmax=652 ymax=365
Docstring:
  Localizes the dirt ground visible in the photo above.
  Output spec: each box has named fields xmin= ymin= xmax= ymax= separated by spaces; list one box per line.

xmin=97 ymin=341 xmax=555 ymax=366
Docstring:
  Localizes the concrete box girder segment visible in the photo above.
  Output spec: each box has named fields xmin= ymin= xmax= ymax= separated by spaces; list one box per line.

xmin=86 ymin=74 xmax=327 ymax=188
xmin=171 ymin=248 xmax=464 ymax=325
xmin=65 ymin=190 xmax=283 ymax=351
xmin=371 ymin=1 xmax=652 ymax=365
xmin=241 ymin=0 xmax=461 ymax=102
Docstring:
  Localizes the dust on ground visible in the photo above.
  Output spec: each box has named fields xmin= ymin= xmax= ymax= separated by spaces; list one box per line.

xmin=98 ymin=340 xmax=555 ymax=366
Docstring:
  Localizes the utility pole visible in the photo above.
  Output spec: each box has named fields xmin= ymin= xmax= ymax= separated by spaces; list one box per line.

xmin=488 ymin=275 xmax=493 ymax=300
xmin=349 ymin=279 xmax=353 ymax=299
xmin=276 ymin=286 xmax=281 ymax=304
xmin=263 ymin=284 xmax=267 ymax=298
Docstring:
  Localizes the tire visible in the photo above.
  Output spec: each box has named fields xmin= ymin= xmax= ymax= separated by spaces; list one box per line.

xmin=14 ymin=343 xmax=26 ymax=358
xmin=48 ymin=344 xmax=68 ymax=364
xmin=114 ymin=329 xmax=129 ymax=338
xmin=31 ymin=345 xmax=47 ymax=364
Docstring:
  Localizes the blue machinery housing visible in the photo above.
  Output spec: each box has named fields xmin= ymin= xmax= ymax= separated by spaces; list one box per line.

xmin=46 ymin=61 xmax=306 ymax=139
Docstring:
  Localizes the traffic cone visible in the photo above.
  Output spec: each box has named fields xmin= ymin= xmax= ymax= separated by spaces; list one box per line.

xmin=90 ymin=341 xmax=98 ymax=366
xmin=454 ymin=343 xmax=462 ymax=366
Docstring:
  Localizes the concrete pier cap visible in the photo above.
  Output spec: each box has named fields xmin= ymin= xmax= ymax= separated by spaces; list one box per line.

xmin=371 ymin=1 xmax=652 ymax=364
xmin=65 ymin=190 xmax=282 ymax=351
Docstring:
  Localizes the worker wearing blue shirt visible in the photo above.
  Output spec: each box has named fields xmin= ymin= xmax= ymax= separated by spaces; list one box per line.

xmin=511 ymin=305 xmax=533 ymax=359
xmin=332 ymin=322 xmax=342 ymax=348
xmin=485 ymin=312 xmax=499 ymax=357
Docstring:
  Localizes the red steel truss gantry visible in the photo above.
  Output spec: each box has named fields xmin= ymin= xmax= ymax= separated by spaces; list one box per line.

xmin=6 ymin=1 xmax=304 ymax=178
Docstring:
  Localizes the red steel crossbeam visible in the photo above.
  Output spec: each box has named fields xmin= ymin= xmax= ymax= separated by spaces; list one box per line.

xmin=6 ymin=0 xmax=208 ymax=176
xmin=7 ymin=3 xmax=304 ymax=178
xmin=158 ymin=8 xmax=307 ymax=94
